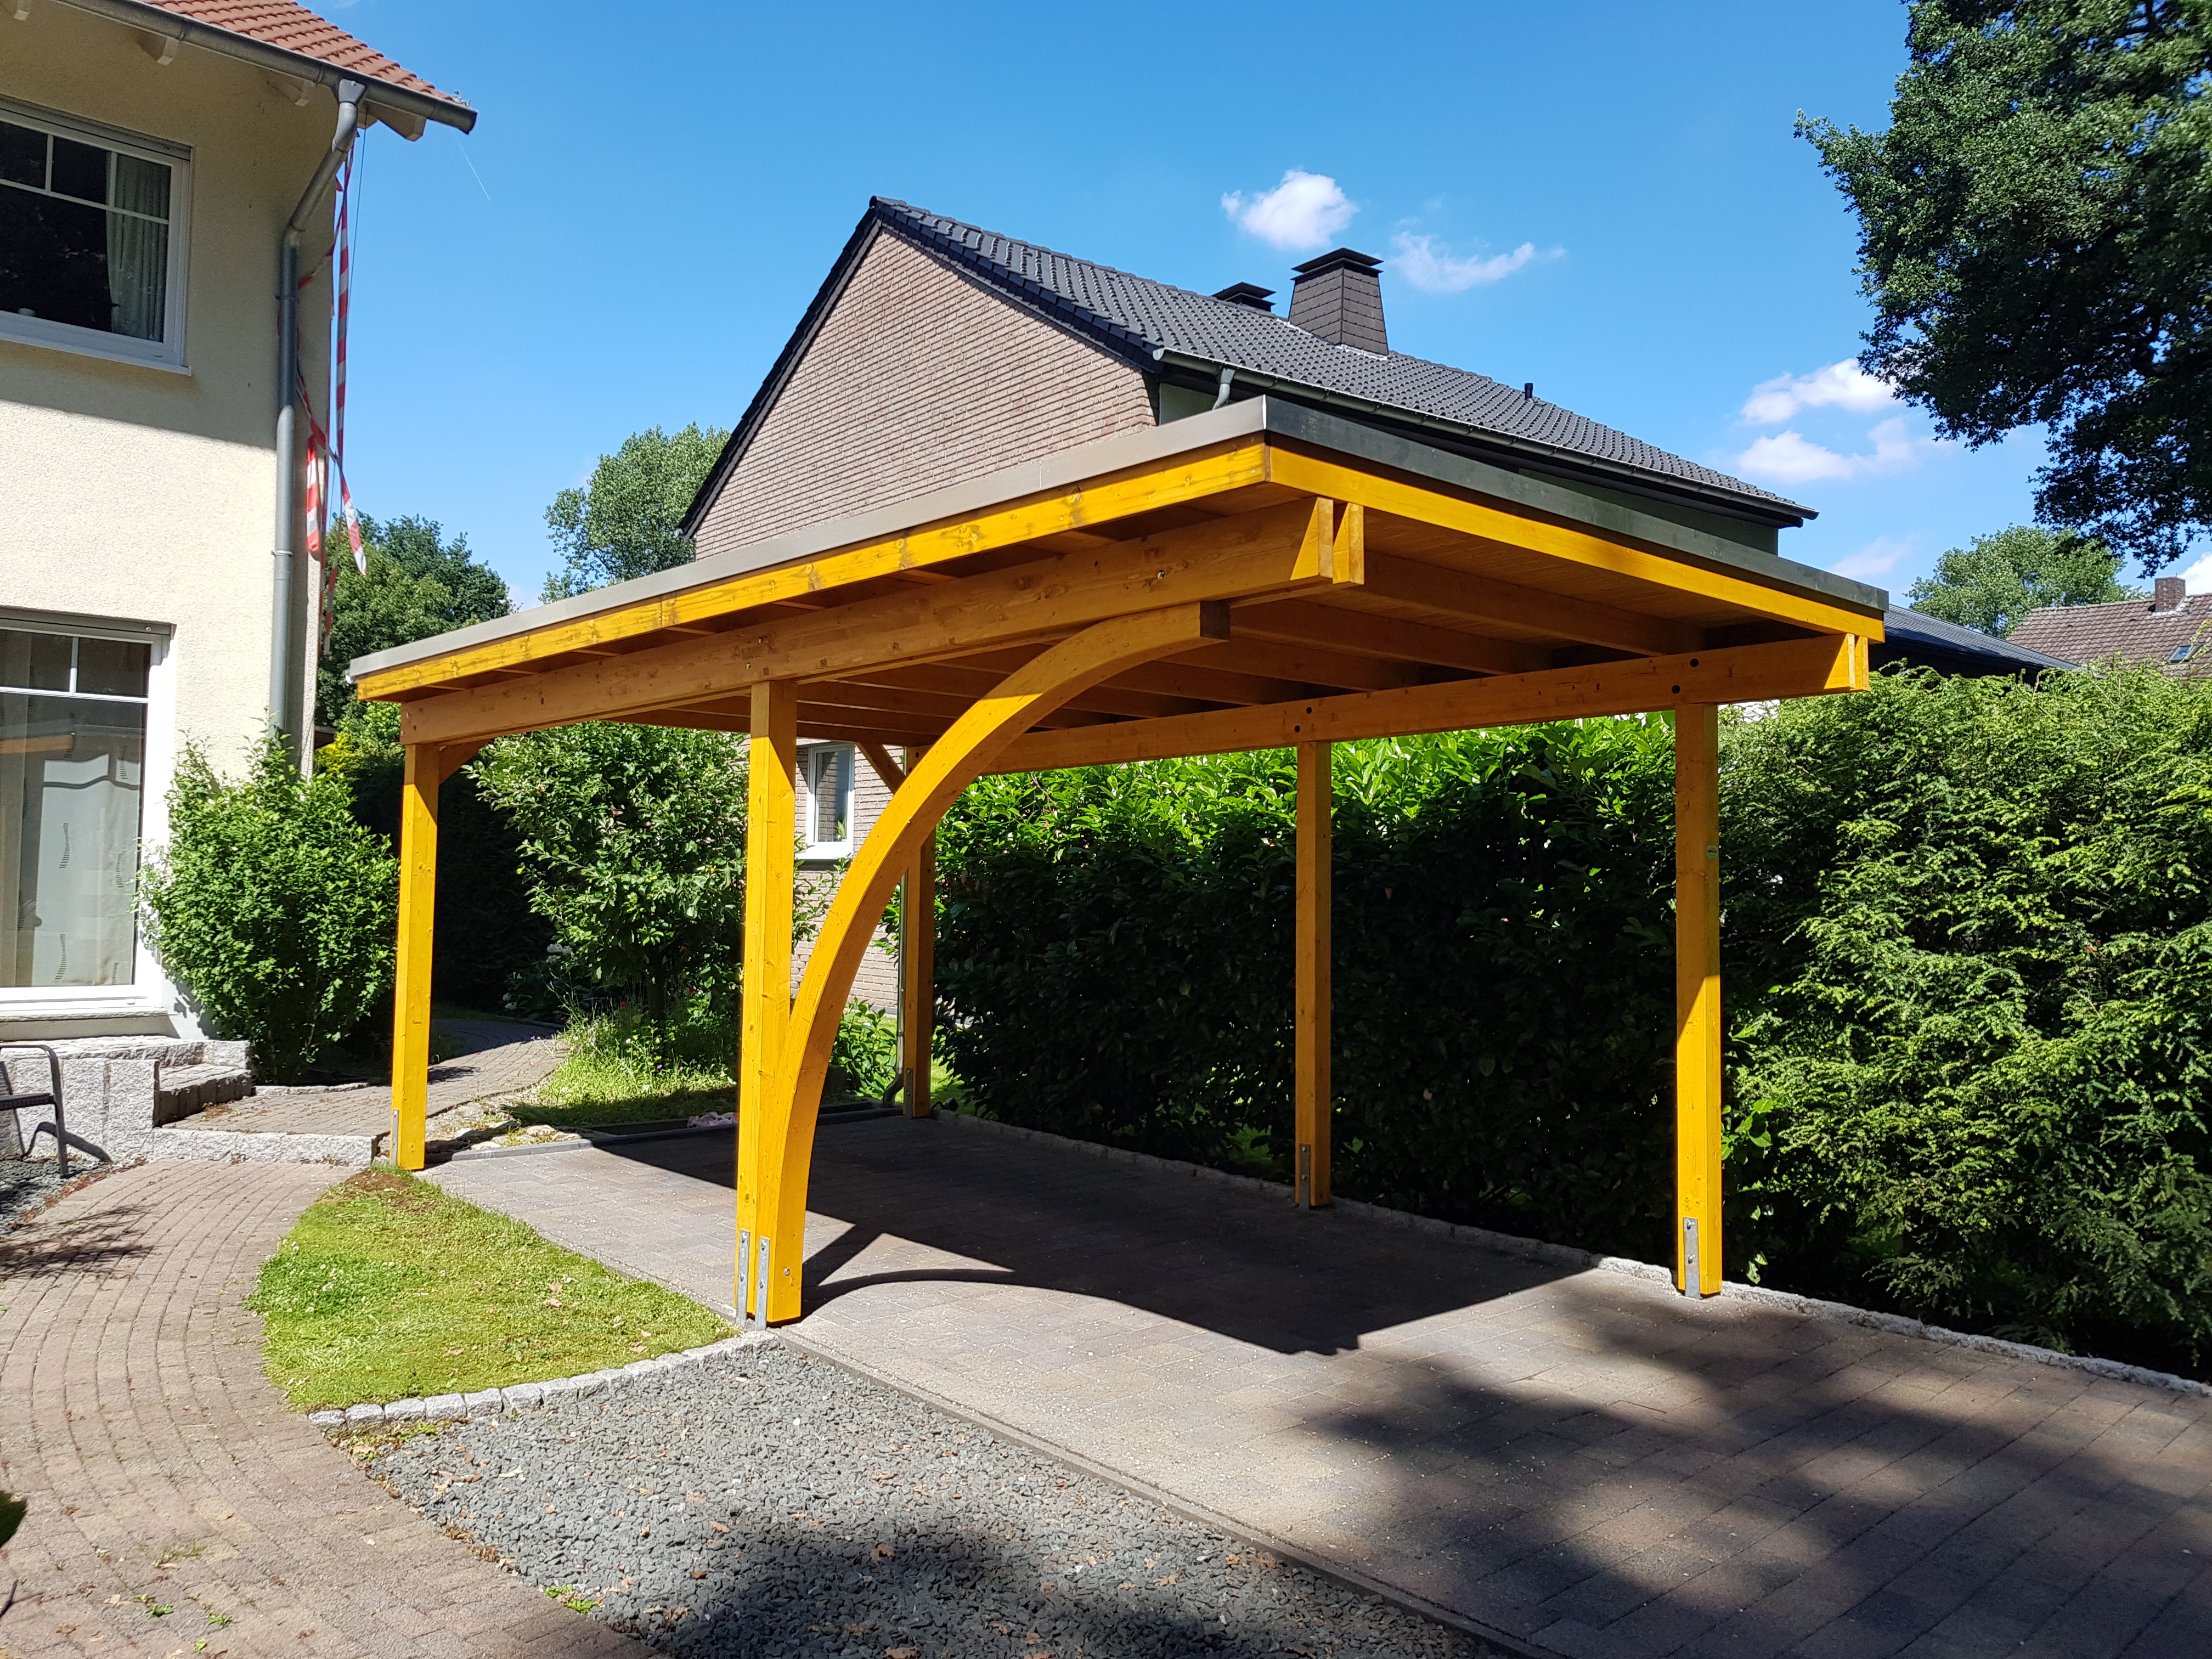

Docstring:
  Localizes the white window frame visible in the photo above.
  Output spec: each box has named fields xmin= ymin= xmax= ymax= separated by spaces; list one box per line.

xmin=800 ymin=743 xmax=856 ymax=860
xmin=0 ymin=607 xmax=176 ymax=1015
xmin=0 ymin=97 xmax=193 ymax=373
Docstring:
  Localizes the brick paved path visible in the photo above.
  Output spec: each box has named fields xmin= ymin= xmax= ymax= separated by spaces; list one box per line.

xmin=173 ymin=1028 xmax=563 ymax=1145
xmin=0 ymin=1161 xmax=631 ymax=1659
xmin=433 ymin=1117 xmax=2212 ymax=1659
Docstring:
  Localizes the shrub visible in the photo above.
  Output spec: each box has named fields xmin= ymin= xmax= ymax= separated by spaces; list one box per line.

xmin=1724 ymin=667 xmax=2212 ymax=1366
xmin=830 ymin=1000 xmax=899 ymax=1100
xmin=140 ymin=739 xmax=398 ymax=1081
xmin=472 ymin=723 xmax=750 ymax=1053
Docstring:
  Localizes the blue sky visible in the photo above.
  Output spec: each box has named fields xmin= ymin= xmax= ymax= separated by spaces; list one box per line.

xmin=329 ymin=0 xmax=2112 ymax=606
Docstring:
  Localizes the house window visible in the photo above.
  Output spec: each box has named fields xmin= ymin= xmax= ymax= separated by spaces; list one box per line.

xmin=0 ymin=101 xmax=189 ymax=368
xmin=1 ymin=627 xmax=151 ymax=988
xmin=802 ymin=744 xmax=854 ymax=857
xmin=2171 ymin=642 xmax=2198 ymax=664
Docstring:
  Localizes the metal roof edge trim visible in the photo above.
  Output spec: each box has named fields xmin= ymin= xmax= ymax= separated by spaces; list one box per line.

xmin=351 ymin=398 xmax=1878 ymax=682
xmin=1256 ymin=400 xmax=1886 ymax=616
xmin=52 ymin=0 xmax=478 ymax=130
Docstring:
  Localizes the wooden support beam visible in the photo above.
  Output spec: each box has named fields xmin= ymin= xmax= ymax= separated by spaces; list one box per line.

xmin=746 ymin=602 xmax=1232 ymax=1324
xmin=994 ymin=634 xmax=1868 ymax=773
xmin=858 ymin=741 xmax=904 ymax=791
xmin=396 ymin=498 xmax=1342 ymax=749
xmin=1295 ymin=740 xmax=1332 ymax=1209
xmin=1267 ymin=449 xmax=1888 ymax=640
xmin=1674 ymin=705 xmax=1723 ymax=1298
xmin=901 ymin=745 xmax=935 ymax=1121
xmin=736 ymin=681 xmax=798 ymax=1326
xmin=1233 ymin=597 xmax=1549 ymax=676
xmin=358 ymin=438 xmax=1274 ymax=699
xmin=388 ymin=744 xmax=441 ymax=1171
xmin=1359 ymin=551 xmax=1701 ymax=657
xmin=1171 ymin=637 xmax=1422 ymax=693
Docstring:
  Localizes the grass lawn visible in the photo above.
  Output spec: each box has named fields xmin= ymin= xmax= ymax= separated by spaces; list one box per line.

xmin=250 ymin=1170 xmax=731 ymax=1411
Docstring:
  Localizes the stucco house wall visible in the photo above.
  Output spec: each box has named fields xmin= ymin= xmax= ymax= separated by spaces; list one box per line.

xmin=0 ymin=5 xmax=340 ymax=1038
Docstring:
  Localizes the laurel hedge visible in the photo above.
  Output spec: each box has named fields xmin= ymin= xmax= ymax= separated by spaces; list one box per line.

xmin=934 ymin=668 xmax=2212 ymax=1373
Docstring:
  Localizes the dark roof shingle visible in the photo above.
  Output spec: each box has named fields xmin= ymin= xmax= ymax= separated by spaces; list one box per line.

xmin=871 ymin=199 xmax=1810 ymax=526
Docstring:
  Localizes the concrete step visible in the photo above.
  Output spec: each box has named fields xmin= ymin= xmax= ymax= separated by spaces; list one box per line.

xmin=155 ymin=1063 xmax=255 ymax=1122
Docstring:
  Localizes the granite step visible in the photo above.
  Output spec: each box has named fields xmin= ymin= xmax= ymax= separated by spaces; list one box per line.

xmin=155 ymin=1062 xmax=256 ymax=1122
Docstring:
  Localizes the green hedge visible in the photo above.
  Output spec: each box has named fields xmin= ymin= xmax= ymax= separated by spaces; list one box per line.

xmin=935 ymin=668 xmax=2212 ymax=1373
xmin=937 ymin=719 xmax=1680 ymax=1257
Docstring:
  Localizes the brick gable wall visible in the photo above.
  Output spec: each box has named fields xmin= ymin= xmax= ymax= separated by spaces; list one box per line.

xmin=692 ymin=230 xmax=1156 ymax=558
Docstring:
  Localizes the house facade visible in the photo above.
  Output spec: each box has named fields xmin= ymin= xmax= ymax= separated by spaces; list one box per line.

xmin=2011 ymin=576 xmax=2212 ymax=678
xmin=0 ymin=0 xmax=471 ymax=1043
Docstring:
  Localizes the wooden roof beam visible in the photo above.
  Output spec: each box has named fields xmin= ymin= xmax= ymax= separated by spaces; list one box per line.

xmin=1358 ymin=552 xmax=1701 ymax=657
xmin=392 ymin=497 xmax=1341 ymax=748
xmin=1232 ymin=598 xmax=1548 ymax=676
xmin=995 ymin=635 xmax=1869 ymax=772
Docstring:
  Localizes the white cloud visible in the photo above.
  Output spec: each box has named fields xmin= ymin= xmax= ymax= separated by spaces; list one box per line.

xmin=1389 ymin=233 xmax=1556 ymax=294
xmin=1734 ymin=417 xmax=1921 ymax=486
xmin=1831 ymin=536 xmax=1913 ymax=581
xmin=1741 ymin=359 xmax=1896 ymax=425
xmin=1221 ymin=170 xmax=1355 ymax=251
xmin=2180 ymin=552 xmax=2212 ymax=594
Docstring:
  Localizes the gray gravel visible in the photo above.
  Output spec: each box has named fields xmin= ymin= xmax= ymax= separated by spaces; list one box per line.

xmin=371 ymin=1341 xmax=1496 ymax=1659
xmin=0 ymin=1156 xmax=72 ymax=1239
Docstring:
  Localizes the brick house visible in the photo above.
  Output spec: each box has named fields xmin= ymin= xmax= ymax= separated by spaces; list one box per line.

xmin=2011 ymin=576 xmax=2212 ymax=678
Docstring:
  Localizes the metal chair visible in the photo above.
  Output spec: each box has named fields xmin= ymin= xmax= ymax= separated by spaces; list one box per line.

xmin=0 ymin=1043 xmax=100 ymax=1179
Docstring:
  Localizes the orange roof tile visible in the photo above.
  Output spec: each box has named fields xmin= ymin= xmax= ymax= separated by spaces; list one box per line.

xmin=139 ymin=0 xmax=471 ymax=114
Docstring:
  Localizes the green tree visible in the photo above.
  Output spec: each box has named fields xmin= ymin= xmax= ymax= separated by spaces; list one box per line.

xmin=140 ymin=739 xmax=399 ymax=1081
xmin=1906 ymin=524 xmax=2140 ymax=636
xmin=471 ymin=723 xmax=751 ymax=1049
xmin=1802 ymin=2 xmax=2212 ymax=570
xmin=315 ymin=515 xmax=510 ymax=729
xmin=541 ymin=424 xmax=730 ymax=600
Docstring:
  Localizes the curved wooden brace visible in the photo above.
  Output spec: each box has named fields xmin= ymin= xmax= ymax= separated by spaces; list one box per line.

xmin=737 ymin=601 xmax=1229 ymax=1323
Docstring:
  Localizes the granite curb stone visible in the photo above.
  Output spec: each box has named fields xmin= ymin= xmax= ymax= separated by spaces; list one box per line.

xmin=304 ymin=1333 xmax=766 ymax=1429
xmin=934 ymin=1105 xmax=2212 ymax=1400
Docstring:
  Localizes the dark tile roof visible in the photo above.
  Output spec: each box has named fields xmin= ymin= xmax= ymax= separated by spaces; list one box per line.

xmin=870 ymin=199 xmax=1812 ymax=526
xmin=1878 ymin=608 xmax=2075 ymax=677
xmin=2010 ymin=592 xmax=2212 ymax=678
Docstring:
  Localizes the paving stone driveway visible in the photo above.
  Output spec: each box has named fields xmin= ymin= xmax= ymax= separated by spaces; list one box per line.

xmin=0 ymin=1161 xmax=630 ymax=1659
xmin=433 ymin=1116 xmax=2212 ymax=1659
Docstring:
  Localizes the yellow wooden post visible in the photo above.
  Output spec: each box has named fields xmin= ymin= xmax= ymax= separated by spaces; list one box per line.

xmin=901 ymin=744 xmax=935 ymax=1120
xmin=390 ymin=742 xmax=441 ymax=1171
xmin=736 ymin=680 xmax=798 ymax=1325
xmin=749 ymin=604 xmax=1228 ymax=1324
xmin=1295 ymin=740 xmax=1332 ymax=1207
xmin=1674 ymin=704 xmax=1724 ymax=1296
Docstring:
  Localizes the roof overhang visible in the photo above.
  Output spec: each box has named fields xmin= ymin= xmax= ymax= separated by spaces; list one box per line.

xmin=353 ymin=399 xmax=1884 ymax=768
xmin=54 ymin=0 xmax=478 ymax=134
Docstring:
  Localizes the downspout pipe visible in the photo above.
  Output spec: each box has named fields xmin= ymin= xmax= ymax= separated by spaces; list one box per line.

xmin=268 ymin=79 xmax=364 ymax=763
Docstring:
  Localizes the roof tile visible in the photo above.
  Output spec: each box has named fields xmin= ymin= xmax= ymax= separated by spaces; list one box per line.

xmin=139 ymin=0 xmax=468 ymax=109
xmin=2009 ymin=593 xmax=2212 ymax=677
xmin=873 ymin=199 xmax=1808 ymax=523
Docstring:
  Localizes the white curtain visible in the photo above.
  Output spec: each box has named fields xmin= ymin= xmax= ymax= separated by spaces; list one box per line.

xmin=104 ymin=152 xmax=168 ymax=341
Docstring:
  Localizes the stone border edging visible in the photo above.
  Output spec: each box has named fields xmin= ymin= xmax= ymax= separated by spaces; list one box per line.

xmin=306 ymin=1331 xmax=774 ymax=1430
xmin=932 ymin=1108 xmax=2212 ymax=1401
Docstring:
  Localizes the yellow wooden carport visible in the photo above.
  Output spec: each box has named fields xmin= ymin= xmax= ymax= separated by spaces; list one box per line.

xmin=350 ymin=400 xmax=1881 ymax=1325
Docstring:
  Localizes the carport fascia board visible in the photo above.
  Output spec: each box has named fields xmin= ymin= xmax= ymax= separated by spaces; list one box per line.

xmin=348 ymin=398 xmax=1886 ymax=701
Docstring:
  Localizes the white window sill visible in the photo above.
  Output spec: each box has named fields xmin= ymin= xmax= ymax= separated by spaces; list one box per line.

xmin=799 ymin=844 xmax=854 ymax=863
xmin=0 ymin=324 xmax=191 ymax=376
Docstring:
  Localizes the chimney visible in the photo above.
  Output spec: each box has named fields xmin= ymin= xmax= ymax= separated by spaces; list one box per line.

xmin=1212 ymin=282 xmax=1276 ymax=312
xmin=1288 ymin=247 xmax=1387 ymax=352
xmin=2156 ymin=576 xmax=2187 ymax=611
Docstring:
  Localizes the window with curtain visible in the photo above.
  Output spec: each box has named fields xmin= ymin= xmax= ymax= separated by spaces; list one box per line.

xmin=0 ymin=106 xmax=183 ymax=360
xmin=1 ymin=627 xmax=151 ymax=989
xmin=803 ymin=745 xmax=854 ymax=857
